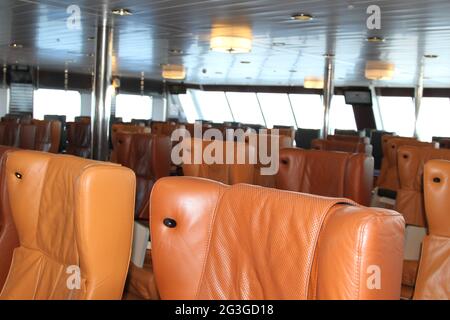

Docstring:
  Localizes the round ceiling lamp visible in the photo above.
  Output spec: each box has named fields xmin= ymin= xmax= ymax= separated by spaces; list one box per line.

xmin=365 ymin=61 xmax=395 ymax=80
xmin=304 ymin=76 xmax=324 ymax=89
xmin=162 ymin=64 xmax=186 ymax=80
xmin=210 ymin=36 xmax=252 ymax=53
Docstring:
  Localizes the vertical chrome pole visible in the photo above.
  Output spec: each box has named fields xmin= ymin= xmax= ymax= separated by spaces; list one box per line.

xmin=322 ymin=54 xmax=335 ymax=139
xmin=92 ymin=10 xmax=113 ymax=160
xmin=413 ymin=61 xmax=424 ymax=138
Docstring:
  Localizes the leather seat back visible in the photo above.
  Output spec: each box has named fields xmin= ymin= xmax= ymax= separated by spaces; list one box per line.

xmin=439 ymin=139 xmax=450 ymax=149
xmin=75 ymin=116 xmax=91 ymax=124
xmin=112 ymin=132 xmax=172 ymax=220
xmin=0 ymin=151 xmax=135 ymax=300
xmin=44 ymin=115 xmax=67 ymax=152
xmin=312 ymin=139 xmax=373 ymax=155
xmin=396 ymin=146 xmax=450 ymax=227
xmin=370 ymin=130 xmax=394 ymax=170
xmin=414 ymin=160 xmax=450 ymax=299
xmin=328 ymin=134 xmax=370 ymax=144
xmin=32 ymin=120 xmax=61 ymax=153
xmin=111 ymin=124 xmax=151 ymax=149
xmin=269 ymin=126 xmax=296 ymax=141
xmin=66 ymin=122 xmax=91 ymax=158
xmin=295 ymin=128 xmax=321 ymax=149
xmin=277 ymin=148 xmax=374 ymax=206
xmin=0 ymin=123 xmax=21 ymax=147
xmin=0 ymin=146 xmax=18 ymax=291
xmin=247 ymin=133 xmax=293 ymax=188
xmin=18 ymin=124 xmax=37 ymax=150
xmin=150 ymin=177 xmax=404 ymax=300
xmin=378 ymin=137 xmax=437 ymax=192
xmin=181 ymin=138 xmax=255 ymax=185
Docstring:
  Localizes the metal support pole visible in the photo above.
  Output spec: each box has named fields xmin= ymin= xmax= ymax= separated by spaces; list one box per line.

xmin=92 ymin=11 xmax=113 ymax=160
xmin=322 ymin=55 xmax=335 ymax=139
xmin=413 ymin=61 xmax=424 ymax=138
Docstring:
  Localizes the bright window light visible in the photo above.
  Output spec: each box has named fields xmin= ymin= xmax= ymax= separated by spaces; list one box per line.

xmin=289 ymin=94 xmax=324 ymax=129
xmin=33 ymin=89 xmax=81 ymax=122
xmin=192 ymin=90 xmax=233 ymax=123
xmin=179 ymin=90 xmax=199 ymax=123
xmin=257 ymin=93 xmax=296 ymax=128
xmin=379 ymin=96 xmax=415 ymax=137
xmin=226 ymin=92 xmax=265 ymax=125
xmin=329 ymin=95 xmax=357 ymax=132
xmin=116 ymin=94 xmax=152 ymax=123
xmin=417 ymin=97 xmax=450 ymax=142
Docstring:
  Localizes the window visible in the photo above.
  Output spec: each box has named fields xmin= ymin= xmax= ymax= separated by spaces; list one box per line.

xmin=115 ymin=94 xmax=152 ymax=123
xmin=192 ymin=90 xmax=233 ymax=123
xmin=33 ymin=89 xmax=81 ymax=121
xmin=417 ymin=97 xmax=450 ymax=142
xmin=179 ymin=91 xmax=199 ymax=123
xmin=257 ymin=93 xmax=296 ymax=128
xmin=226 ymin=92 xmax=265 ymax=125
xmin=378 ymin=96 xmax=415 ymax=137
xmin=289 ymin=94 xmax=324 ymax=129
xmin=329 ymin=95 xmax=357 ymax=132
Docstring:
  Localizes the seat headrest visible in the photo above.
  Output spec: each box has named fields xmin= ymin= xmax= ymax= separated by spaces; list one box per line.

xmin=424 ymin=160 xmax=450 ymax=237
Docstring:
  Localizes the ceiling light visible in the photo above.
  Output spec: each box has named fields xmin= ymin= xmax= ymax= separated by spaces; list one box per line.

xmin=304 ymin=76 xmax=324 ymax=89
xmin=170 ymin=49 xmax=184 ymax=55
xmin=367 ymin=36 xmax=386 ymax=43
xmin=162 ymin=64 xmax=186 ymax=80
xmin=289 ymin=70 xmax=298 ymax=73
xmin=240 ymin=61 xmax=251 ymax=64
xmin=87 ymin=36 xmax=95 ymax=41
xmin=273 ymin=42 xmax=286 ymax=47
xmin=291 ymin=13 xmax=314 ymax=21
xmin=9 ymin=43 xmax=23 ymax=49
xmin=210 ymin=36 xmax=252 ymax=53
xmin=424 ymin=54 xmax=439 ymax=59
xmin=111 ymin=8 xmax=132 ymax=16
xmin=365 ymin=61 xmax=395 ymax=80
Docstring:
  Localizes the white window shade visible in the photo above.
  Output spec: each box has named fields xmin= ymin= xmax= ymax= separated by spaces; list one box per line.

xmin=329 ymin=95 xmax=357 ymax=132
xmin=226 ymin=92 xmax=265 ymax=125
xmin=289 ymin=94 xmax=324 ymax=129
xmin=33 ymin=89 xmax=81 ymax=122
xmin=378 ymin=96 xmax=415 ymax=137
xmin=116 ymin=94 xmax=152 ymax=123
xmin=192 ymin=90 xmax=233 ymax=123
xmin=257 ymin=93 xmax=296 ymax=128
xmin=417 ymin=97 xmax=450 ymax=142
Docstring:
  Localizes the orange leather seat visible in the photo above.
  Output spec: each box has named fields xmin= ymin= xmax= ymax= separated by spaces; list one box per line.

xmin=31 ymin=120 xmax=61 ymax=153
xmin=311 ymin=139 xmax=373 ymax=155
xmin=0 ymin=146 xmax=18 ymax=291
xmin=248 ymin=133 xmax=293 ymax=188
xmin=276 ymin=148 xmax=374 ymax=206
xmin=0 ymin=151 xmax=135 ymax=300
xmin=396 ymin=146 xmax=450 ymax=227
xmin=328 ymin=134 xmax=370 ymax=144
xmin=112 ymin=132 xmax=172 ymax=220
xmin=111 ymin=124 xmax=151 ymax=149
xmin=66 ymin=122 xmax=91 ymax=158
xmin=18 ymin=124 xmax=37 ymax=150
xmin=414 ymin=160 xmax=450 ymax=299
xmin=150 ymin=177 xmax=405 ymax=300
xmin=181 ymin=138 xmax=255 ymax=185
xmin=268 ymin=126 xmax=296 ymax=141
xmin=0 ymin=122 xmax=20 ymax=147
xmin=75 ymin=116 xmax=91 ymax=124
xmin=151 ymin=121 xmax=184 ymax=137
xmin=378 ymin=136 xmax=436 ymax=194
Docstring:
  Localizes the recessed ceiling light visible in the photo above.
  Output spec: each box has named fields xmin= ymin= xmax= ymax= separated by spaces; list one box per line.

xmin=9 ymin=43 xmax=23 ymax=49
xmin=273 ymin=42 xmax=286 ymax=47
xmin=111 ymin=8 xmax=132 ymax=16
xmin=291 ymin=13 xmax=314 ymax=21
xmin=215 ymin=72 xmax=223 ymax=75
xmin=424 ymin=54 xmax=439 ymax=59
xmin=240 ymin=61 xmax=251 ymax=64
xmin=245 ymin=77 xmax=252 ymax=80
xmin=367 ymin=36 xmax=386 ymax=43
xmin=289 ymin=70 xmax=297 ymax=73
xmin=170 ymin=49 xmax=184 ymax=55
